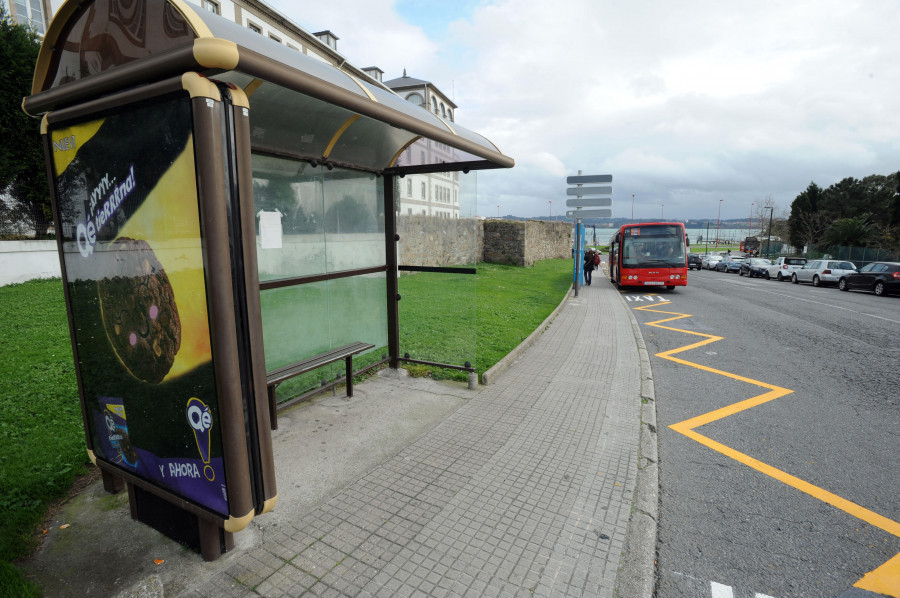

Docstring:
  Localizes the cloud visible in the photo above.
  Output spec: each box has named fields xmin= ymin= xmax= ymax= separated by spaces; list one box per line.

xmin=260 ymin=0 xmax=900 ymax=220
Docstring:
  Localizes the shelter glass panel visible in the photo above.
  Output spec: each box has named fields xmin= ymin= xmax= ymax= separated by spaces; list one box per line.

xmin=323 ymin=168 xmax=385 ymax=271
xmin=260 ymin=281 xmax=330 ymax=371
xmin=252 ymin=153 xmax=326 ymax=281
xmin=397 ymin=172 xmax=477 ymax=371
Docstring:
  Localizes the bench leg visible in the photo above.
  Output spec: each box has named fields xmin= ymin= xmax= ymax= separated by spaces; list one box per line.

xmin=268 ymin=384 xmax=279 ymax=430
xmin=345 ymin=356 xmax=354 ymax=397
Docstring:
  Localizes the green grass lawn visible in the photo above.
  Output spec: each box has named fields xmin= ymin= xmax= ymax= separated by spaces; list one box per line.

xmin=0 ymin=258 xmax=572 ymax=594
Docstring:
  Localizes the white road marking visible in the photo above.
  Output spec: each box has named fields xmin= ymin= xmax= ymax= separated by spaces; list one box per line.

xmin=715 ymin=279 xmax=900 ymax=325
xmin=710 ymin=581 xmax=776 ymax=597
xmin=710 ymin=581 xmax=734 ymax=597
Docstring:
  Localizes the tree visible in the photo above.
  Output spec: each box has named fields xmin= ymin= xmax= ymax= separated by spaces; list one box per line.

xmin=788 ymin=182 xmax=824 ymax=250
xmin=0 ymin=8 xmax=50 ymax=237
xmin=820 ymin=215 xmax=880 ymax=249
xmin=792 ymin=210 xmax=830 ymax=256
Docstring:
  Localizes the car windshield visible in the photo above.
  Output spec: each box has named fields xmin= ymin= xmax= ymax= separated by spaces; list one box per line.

xmin=831 ymin=262 xmax=855 ymax=269
xmin=751 ymin=259 xmax=770 ymax=265
xmin=785 ymin=258 xmax=806 ymax=265
xmin=621 ymin=225 xmax=687 ymax=268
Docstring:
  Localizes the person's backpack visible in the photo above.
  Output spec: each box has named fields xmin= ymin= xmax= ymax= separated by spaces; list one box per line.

xmin=593 ymin=253 xmax=600 ymax=265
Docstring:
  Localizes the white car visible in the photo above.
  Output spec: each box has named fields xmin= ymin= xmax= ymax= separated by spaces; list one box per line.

xmin=792 ymin=259 xmax=857 ymax=287
xmin=765 ymin=257 xmax=807 ymax=281
xmin=701 ymin=255 xmax=724 ymax=270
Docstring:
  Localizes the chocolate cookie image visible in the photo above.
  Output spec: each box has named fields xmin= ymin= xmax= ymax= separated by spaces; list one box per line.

xmin=97 ymin=238 xmax=181 ymax=383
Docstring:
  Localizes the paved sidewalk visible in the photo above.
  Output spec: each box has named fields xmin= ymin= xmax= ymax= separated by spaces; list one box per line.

xmin=24 ymin=278 xmax=657 ymax=598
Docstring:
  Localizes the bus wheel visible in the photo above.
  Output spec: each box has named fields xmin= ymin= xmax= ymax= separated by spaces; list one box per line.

xmin=666 ymin=285 xmax=675 ymax=290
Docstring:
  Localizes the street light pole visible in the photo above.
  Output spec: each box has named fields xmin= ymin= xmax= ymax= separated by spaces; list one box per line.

xmin=765 ymin=205 xmax=774 ymax=258
xmin=631 ymin=194 xmax=635 ymax=224
xmin=497 ymin=204 xmax=500 ymax=218
xmin=705 ymin=220 xmax=710 ymax=255
xmin=749 ymin=202 xmax=754 ymax=239
xmin=549 ymin=200 xmax=552 ymax=221
xmin=661 ymin=204 xmax=665 ymax=219
xmin=715 ymin=199 xmax=723 ymax=250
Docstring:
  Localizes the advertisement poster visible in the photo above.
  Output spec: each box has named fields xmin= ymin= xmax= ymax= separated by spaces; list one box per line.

xmin=51 ymin=96 xmax=229 ymax=517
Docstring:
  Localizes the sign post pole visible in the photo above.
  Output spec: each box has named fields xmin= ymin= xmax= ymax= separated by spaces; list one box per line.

xmin=566 ymin=172 xmax=614 ymax=296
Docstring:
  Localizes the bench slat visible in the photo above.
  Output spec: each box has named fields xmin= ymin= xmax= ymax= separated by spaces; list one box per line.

xmin=266 ymin=342 xmax=375 ymax=385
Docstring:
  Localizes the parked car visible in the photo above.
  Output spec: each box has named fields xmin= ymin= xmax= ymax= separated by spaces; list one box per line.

xmin=688 ymin=253 xmax=703 ymax=270
xmin=739 ymin=258 xmax=772 ymax=278
xmin=792 ymin=260 xmax=857 ymax=287
xmin=837 ymin=262 xmax=900 ymax=296
xmin=765 ymin=256 xmax=807 ymax=281
xmin=716 ymin=256 xmax=745 ymax=272
xmin=702 ymin=255 xmax=724 ymax=270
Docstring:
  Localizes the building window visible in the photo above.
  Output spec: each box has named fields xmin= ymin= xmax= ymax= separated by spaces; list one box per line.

xmin=408 ymin=208 xmax=412 ymax=215
xmin=431 ymin=97 xmax=438 ymax=114
xmin=407 ymin=179 xmax=412 ymax=197
xmin=406 ymin=93 xmax=424 ymax=108
xmin=269 ymin=34 xmax=281 ymax=43
xmin=202 ymin=0 xmax=220 ymax=14
xmin=421 ymin=182 xmax=426 ymax=199
xmin=440 ymin=103 xmax=446 ymax=118
xmin=248 ymin=22 xmax=262 ymax=34
xmin=447 ymin=109 xmax=453 ymax=122
xmin=13 ymin=0 xmax=45 ymax=34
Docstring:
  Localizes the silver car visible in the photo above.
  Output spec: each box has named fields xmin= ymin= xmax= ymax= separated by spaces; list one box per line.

xmin=792 ymin=259 xmax=857 ymax=287
xmin=702 ymin=255 xmax=724 ymax=270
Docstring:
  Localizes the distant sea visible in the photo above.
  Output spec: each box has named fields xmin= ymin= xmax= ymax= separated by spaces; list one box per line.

xmin=581 ymin=227 xmax=758 ymax=245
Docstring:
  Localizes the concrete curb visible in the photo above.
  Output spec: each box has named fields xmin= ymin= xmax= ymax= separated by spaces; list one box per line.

xmin=480 ymin=287 xmax=571 ymax=385
xmin=614 ymin=288 xmax=659 ymax=598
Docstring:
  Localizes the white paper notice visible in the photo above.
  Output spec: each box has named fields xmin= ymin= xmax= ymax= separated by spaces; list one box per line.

xmin=258 ymin=210 xmax=283 ymax=249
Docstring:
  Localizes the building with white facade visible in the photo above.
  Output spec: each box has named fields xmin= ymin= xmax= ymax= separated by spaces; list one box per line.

xmin=385 ymin=71 xmax=462 ymax=219
xmin=1 ymin=0 xmax=52 ymax=34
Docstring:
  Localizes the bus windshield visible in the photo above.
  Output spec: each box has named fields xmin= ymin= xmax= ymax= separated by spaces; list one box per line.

xmin=621 ymin=225 xmax=686 ymax=268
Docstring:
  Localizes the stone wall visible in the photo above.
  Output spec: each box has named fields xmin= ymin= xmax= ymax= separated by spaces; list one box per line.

xmin=397 ymin=215 xmax=482 ymax=267
xmin=482 ymin=220 xmax=571 ymax=267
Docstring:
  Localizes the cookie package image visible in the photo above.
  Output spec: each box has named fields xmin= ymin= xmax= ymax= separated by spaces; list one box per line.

xmin=97 ymin=237 xmax=182 ymax=383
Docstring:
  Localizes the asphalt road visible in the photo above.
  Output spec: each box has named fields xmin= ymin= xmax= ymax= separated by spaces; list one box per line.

xmin=621 ymin=268 xmax=900 ymax=598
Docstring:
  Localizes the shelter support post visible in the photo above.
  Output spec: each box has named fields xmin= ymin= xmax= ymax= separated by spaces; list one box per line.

xmin=384 ymin=175 xmax=400 ymax=369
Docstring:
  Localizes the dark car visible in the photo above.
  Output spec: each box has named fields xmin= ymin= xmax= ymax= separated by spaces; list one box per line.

xmin=838 ymin=262 xmax=900 ymax=296
xmin=687 ymin=253 xmax=703 ymax=270
xmin=739 ymin=258 xmax=772 ymax=278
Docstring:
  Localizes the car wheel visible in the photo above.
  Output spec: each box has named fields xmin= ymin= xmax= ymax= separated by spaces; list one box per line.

xmin=764 ymin=271 xmax=770 ymax=280
xmin=839 ymin=278 xmax=849 ymax=291
xmin=874 ymin=281 xmax=885 ymax=296
xmin=791 ymin=274 xmax=799 ymax=284
xmin=776 ymin=272 xmax=783 ymax=281
xmin=812 ymin=275 xmax=820 ymax=287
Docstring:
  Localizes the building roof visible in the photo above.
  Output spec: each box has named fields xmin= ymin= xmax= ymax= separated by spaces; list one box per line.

xmin=384 ymin=70 xmax=457 ymax=109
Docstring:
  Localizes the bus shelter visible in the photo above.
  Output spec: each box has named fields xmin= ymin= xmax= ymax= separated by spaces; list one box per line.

xmin=25 ymin=0 xmax=513 ymax=560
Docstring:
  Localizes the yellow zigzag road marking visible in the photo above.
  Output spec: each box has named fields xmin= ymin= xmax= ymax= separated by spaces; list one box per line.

xmin=635 ymin=303 xmax=900 ymax=597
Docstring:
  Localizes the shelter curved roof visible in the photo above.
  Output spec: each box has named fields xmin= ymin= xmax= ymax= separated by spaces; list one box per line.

xmin=24 ymin=0 xmax=513 ymax=174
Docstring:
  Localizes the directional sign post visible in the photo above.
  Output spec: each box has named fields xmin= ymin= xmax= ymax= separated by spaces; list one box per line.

xmin=566 ymin=186 xmax=612 ymax=196
xmin=566 ymin=197 xmax=612 ymax=208
xmin=567 ymin=209 xmax=612 ymax=219
xmin=567 ymin=172 xmax=613 ymax=296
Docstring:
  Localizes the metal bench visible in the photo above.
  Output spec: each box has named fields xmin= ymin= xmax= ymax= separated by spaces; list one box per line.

xmin=265 ymin=342 xmax=375 ymax=430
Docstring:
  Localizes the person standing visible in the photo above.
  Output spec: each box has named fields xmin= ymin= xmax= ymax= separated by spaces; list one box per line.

xmin=583 ymin=249 xmax=596 ymax=286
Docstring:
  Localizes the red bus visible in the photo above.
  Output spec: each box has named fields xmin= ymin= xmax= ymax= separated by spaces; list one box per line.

xmin=608 ymin=222 xmax=690 ymax=289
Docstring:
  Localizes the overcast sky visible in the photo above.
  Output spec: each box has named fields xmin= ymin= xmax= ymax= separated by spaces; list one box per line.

xmin=46 ymin=0 xmax=895 ymax=221
xmin=261 ymin=0 xmax=899 ymax=221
